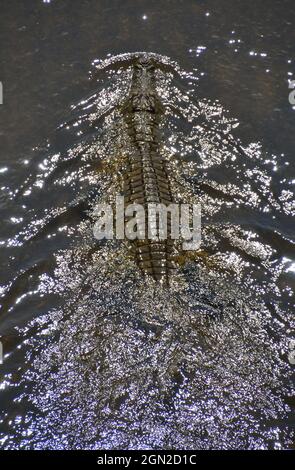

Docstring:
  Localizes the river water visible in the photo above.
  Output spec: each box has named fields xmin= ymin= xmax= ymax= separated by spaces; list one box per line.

xmin=0 ymin=0 xmax=294 ymax=450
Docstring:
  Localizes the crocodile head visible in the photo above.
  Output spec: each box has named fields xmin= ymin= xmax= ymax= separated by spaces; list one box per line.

xmin=130 ymin=56 xmax=159 ymax=111
xmin=135 ymin=55 xmax=156 ymax=72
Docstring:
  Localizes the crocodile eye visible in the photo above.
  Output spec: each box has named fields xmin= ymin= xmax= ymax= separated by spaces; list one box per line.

xmin=137 ymin=57 xmax=152 ymax=68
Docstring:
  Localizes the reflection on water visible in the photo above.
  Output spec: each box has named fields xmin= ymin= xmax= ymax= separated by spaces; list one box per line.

xmin=0 ymin=0 xmax=295 ymax=450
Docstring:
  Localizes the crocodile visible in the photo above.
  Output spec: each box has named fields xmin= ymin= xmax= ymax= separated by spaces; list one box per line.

xmin=120 ymin=55 xmax=176 ymax=283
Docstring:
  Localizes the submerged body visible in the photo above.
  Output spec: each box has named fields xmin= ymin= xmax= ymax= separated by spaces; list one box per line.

xmin=121 ymin=56 xmax=175 ymax=282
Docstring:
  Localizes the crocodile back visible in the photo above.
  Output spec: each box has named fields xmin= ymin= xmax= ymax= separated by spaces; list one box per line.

xmin=122 ymin=56 xmax=176 ymax=283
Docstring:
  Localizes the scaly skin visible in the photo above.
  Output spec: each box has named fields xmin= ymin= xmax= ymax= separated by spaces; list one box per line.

xmin=121 ymin=56 xmax=175 ymax=283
